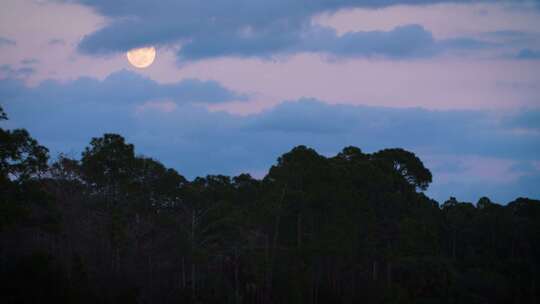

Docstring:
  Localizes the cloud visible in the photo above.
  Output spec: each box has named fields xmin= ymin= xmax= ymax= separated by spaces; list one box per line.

xmin=503 ymin=109 xmax=540 ymax=130
xmin=0 ymin=36 xmax=16 ymax=47
xmin=20 ymin=58 xmax=40 ymax=65
xmin=2 ymin=69 xmax=245 ymax=107
xmin=0 ymin=65 xmax=35 ymax=78
xmin=48 ymin=38 xmax=66 ymax=46
xmin=245 ymin=99 xmax=540 ymax=161
xmin=0 ymin=70 xmax=245 ymax=150
xmin=515 ymin=48 xmax=540 ymax=59
xmin=2 ymin=73 xmax=539 ymax=202
xmin=67 ymin=0 xmax=494 ymax=61
xmin=298 ymin=25 xmax=493 ymax=59
xmin=482 ymin=30 xmax=540 ymax=43
xmin=298 ymin=25 xmax=432 ymax=59
xmin=245 ymin=99 xmax=358 ymax=133
xmin=135 ymin=100 xmax=178 ymax=114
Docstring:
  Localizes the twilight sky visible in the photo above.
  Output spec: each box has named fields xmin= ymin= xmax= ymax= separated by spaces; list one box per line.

xmin=1 ymin=0 xmax=539 ymax=203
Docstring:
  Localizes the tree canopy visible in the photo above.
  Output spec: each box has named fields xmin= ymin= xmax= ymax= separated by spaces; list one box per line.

xmin=1 ymin=107 xmax=539 ymax=304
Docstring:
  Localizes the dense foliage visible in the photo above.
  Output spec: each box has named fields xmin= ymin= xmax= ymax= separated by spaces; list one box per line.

xmin=1 ymin=106 xmax=539 ymax=304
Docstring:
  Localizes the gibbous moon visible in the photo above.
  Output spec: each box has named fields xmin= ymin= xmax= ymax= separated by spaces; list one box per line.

xmin=126 ymin=46 xmax=156 ymax=68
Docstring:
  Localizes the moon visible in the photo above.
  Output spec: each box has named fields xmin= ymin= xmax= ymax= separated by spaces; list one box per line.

xmin=126 ymin=46 xmax=156 ymax=68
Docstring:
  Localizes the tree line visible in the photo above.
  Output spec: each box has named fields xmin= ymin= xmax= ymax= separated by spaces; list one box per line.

xmin=1 ymin=105 xmax=539 ymax=304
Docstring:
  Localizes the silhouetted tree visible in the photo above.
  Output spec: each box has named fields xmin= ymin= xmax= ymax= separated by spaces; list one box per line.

xmin=1 ymin=106 xmax=539 ymax=304
xmin=372 ymin=148 xmax=432 ymax=191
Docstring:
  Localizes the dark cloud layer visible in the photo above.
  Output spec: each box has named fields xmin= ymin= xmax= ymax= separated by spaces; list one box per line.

xmin=504 ymin=109 xmax=540 ymax=129
xmin=0 ymin=37 xmax=16 ymax=47
xmin=1 ymin=72 xmax=539 ymax=202
xmin=64 ymin=0 xmax=495 ymax=60
xmin=176 ymin=24 xmax=493 ymax=60
xmin=516 ymin=48 xmax=540 ymax=59
xmin=2 ymin=69 xmax=245 ymax=106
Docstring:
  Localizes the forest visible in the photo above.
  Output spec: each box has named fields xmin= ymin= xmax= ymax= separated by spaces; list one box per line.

xmin=1 ymin=105 xmax=539 ymax=304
